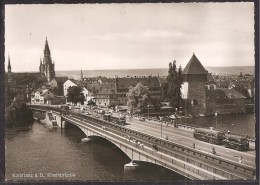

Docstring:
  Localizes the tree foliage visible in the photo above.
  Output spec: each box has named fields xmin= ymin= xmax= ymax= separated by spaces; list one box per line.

xmin=166 ymin=61 xmax=183 ymax=108
xmin=126 ymin=82 xmax=150 ymax=114
xmin=67 ymin=86 xmax=85 ymax=105
xmin=149 ymin=97 xmax=162 ymax=111
xmin=6 ymin=102 xmax=34 ymax=127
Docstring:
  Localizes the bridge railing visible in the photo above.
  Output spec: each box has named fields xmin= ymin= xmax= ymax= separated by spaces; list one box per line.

xmin=69 ymin=114 xmax=253 ymax=180
xmin=63 ymin=115 xmax=237 ymax=180
xmin=30 ymin=105 xmax=256 ymax=179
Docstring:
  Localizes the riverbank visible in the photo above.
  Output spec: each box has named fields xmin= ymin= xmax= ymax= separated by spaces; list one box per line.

xmin=5 ymin=102 xmax=34 ymax=127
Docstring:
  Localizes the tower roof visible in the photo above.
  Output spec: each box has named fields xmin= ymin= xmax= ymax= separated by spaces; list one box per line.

xmin=183 ymin=53 xmax=208 ymax=74
xmin=8 ymin=54 xmax=10 ymax=65
xmin=44 ymin=37 xmax=50 ymax=51
xmin=8 ymin=54 xmax=11 ymax=71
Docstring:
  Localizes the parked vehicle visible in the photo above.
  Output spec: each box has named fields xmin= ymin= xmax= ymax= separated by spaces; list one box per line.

xmin=193 ymin=128 xmax=225 ymax=145
xmin=81 ymin=107 xmax=87 ymax=112
xmin=103 ymin=114 xmax=126 ymax=125
xmin=223 ymin=134 xmax=249 ymax=151
xmin=97 ymin=109 xmax=105 ymax=114
xmin=61 ymin=105 xmax=69 ymax=110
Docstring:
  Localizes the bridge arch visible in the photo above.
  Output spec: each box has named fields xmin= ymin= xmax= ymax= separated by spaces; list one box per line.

xmin=72 ymin=123 xmax=192 ymax=178
xmin=76 ymin=125 xmax=133 ymax=161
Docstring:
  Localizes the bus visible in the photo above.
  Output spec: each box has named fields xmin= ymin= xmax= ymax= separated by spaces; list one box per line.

xmin=223 ymin=134 xmax=249 ymax=151
xmin=103 ymin=114 xmax=126 ymax=125
xmin=193 ymin=128 xmax=225 ymax=145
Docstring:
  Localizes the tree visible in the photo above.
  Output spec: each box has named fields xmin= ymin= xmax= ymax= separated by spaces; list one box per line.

xmin=6 ymin=102 xmax=34 ymax=127
xmin=67 ymin=86 xmax=85 ymax=105
xmin=126 ymin=82 xmax=150 ymax=114
xmin=166 ymin=61 xmax=177 ymax=107
xmin=149 ymin=97 xmax=162 ymax=111
xmin=166 ymin=61 xmax=183 ymax=109
xmin=53 ymin=87 xmax=63 ymax=96
xmin=176 ymin=65 xmax=183 ymax=108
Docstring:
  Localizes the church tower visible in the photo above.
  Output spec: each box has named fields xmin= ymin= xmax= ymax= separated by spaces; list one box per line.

xmin=39 ymin=37 xmax=55 ymax=82
xmin=80 ymin=69 xmax=84 ymax=80
xmin=181 ymin=53 xmax=208 ymax=115
xmin=8 ymin=54 xmax=11 ymax=73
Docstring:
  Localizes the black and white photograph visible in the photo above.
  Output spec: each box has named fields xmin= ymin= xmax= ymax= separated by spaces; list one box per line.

xmin=2 ymin=1 xmax=258 ymax=183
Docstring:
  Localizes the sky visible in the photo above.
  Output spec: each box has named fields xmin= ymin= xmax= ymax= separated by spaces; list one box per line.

xmin=5 ymin=3 xmax=254 ymax=72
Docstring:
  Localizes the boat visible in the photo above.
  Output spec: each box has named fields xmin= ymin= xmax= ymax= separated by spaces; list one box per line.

xmin=124 ymin=161 xmax=139 ymax=171
xmin=81 ymin=137 xmax=91 ymax=143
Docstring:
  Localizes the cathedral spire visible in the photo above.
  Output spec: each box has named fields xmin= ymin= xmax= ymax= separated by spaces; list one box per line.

xmin=44 ymin=36 xmax=51 ymax=58
xmin=40 ymin=37 xmax=55 ymax=82
xmin=8 ymin=54 xmax=11 ymax=73
xmin=80 ymin=69 xmax=84 ymax=80
xmin=44 ymin=37 xmax=50 ymax=52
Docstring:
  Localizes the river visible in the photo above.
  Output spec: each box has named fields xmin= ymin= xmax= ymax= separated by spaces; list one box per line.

xmin=5 ymin=122 xmax=186 ymax=182
xmin=186 ymin=113 xmax=255 ymax=138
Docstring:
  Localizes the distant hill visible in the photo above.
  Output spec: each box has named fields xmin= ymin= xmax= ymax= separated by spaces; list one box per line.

xmin=55 ymin=66 xmax=255 ymax=79
xmin=205 ymin=66 xmax=254 ymax=75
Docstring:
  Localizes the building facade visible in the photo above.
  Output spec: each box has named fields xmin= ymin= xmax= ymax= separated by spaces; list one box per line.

xmin=93 ymin=90 xmax=118 ymax=107
xmin=31 ymin=89 xmax=55 ymax=105
xmin=206 ymin=88 xmax=246 ymax=114
xmin=39 ymin=38 xmax=55 ymax=82
xmin=115 ymin=76 xmax=162 ymax=105
xmin=63 ymin=79 xmax=91 ymax=104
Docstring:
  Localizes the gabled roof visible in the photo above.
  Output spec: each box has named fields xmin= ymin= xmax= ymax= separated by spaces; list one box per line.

xmin=207 ymin=88 xmax=246 ymax=100
xmin=183 ymin=53 xmax=208 ymax=75
xmin=54 ymin=76 xmax=68 ymax=83
xmin=96 ymin=89 xmax=116 ymax=95
xmin=116 ymin=77 xmax=160 ymax=89
xmin=87 ymin=83 xmax=115 ymax=93
xmin=68 ymin=79 xmax=81 ymax=86
xmin=220 ymin=88 xmax=246 ymax=99
xmin=217 ymin=80 xmax=231 ymax=87
xmin=31 ymin=88 xmax=55 ymax=96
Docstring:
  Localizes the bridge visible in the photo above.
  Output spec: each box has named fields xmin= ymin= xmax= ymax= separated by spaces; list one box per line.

xmin=30 ymin=105 xmax=256 ymax=180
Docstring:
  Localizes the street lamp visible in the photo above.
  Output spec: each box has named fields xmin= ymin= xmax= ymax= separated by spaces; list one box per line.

xmin=215 ymin=112 xmax=218 ymax=130
xmin=161 ymin=121 xmax=162 ymax=138
xmin=159 ymin=116 xmax=163 ymax=138
xmin=148 ymin=105 xmax=150 ymax=120
xmin=210 ymin=126 xmax=216 ymax=154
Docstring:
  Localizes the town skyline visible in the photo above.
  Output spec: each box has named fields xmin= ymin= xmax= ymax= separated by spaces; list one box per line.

xmin=5 ymin=3 xmax=254 ymax=72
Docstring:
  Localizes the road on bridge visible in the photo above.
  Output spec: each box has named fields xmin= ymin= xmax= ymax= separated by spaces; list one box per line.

xmin=124 ymin=116 xmax=256 ymax=168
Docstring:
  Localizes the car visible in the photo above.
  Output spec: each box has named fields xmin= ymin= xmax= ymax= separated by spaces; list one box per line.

xmin=97 ymin=109 xmax=105 ymax=114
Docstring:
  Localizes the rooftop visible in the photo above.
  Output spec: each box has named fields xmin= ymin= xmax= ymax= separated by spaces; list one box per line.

xmin=183 ymin=53 xmax=208 ymax=75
